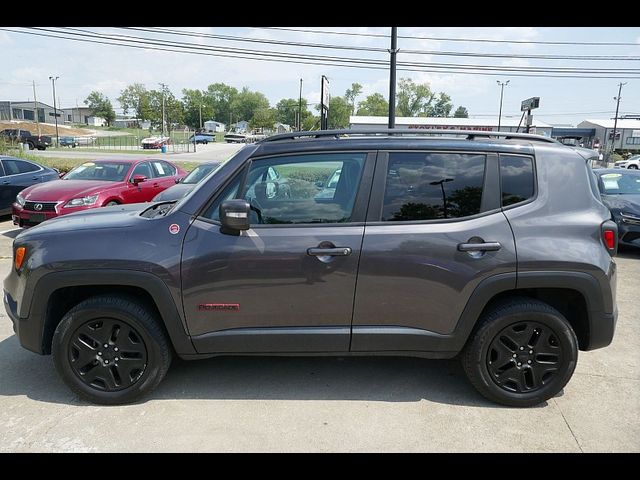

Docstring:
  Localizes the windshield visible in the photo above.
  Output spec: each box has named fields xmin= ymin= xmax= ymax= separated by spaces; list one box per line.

xmin=182 ymin=164 xmax=220 ymax=184
xmin=599 ymin=172 xmax=640 ymax=195
xmin=64 ymin=162 xmax=129 ymax=182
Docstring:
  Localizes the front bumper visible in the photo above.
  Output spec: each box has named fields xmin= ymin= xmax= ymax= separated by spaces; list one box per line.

xmin=614 ymin=216 xmax=640 ymax=246
xmin=12 ymin=202 xmax=94 ymax=227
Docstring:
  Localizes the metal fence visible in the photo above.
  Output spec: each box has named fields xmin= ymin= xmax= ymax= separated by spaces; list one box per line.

xmin=56 ymin=133 xmax=197 ymax=153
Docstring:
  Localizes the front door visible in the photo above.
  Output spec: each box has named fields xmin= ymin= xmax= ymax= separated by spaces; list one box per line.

xmin=351 ymin=150 xmax=517 ymax=352
xmin=123 ymin=161 xmax=158 ymax=203
xmin=181 ymin=151 xmax=375 ymax=353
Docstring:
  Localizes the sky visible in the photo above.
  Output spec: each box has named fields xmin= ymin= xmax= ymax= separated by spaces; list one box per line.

xmin=0 ymin=26 xmax=639 ymax=127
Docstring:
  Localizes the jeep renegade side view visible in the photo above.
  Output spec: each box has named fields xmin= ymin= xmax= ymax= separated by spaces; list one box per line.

xmin=3 ymin=129 xmax=618 ymax=407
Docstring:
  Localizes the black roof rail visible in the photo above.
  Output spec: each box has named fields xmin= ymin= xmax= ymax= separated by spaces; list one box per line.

xmin=257 ymin=128 xmax=560 ymax=145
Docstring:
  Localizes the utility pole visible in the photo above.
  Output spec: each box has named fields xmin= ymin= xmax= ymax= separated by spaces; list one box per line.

xmin=49 ymin=76 xmax=59 ymax=147
xmin=611 ymin=82 xmax=626 ymax=155
xmin=199 ymin=103 xmax=203 ymax=130
xmin=497 ymin=80 xmax=510 ymax=132
xmin=298 ymin=78 xmax=303 ymax=131
xmin=158 ymin=82 xmax=167 ymax=137
xmin=388 ymin=27 xmax=398 ymax=129
xmin=32 ymin=80 xmax=41 ymax=137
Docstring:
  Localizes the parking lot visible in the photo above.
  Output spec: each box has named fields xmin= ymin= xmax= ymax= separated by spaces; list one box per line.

xmin=0 ymin=215 xmax=638 ymax=452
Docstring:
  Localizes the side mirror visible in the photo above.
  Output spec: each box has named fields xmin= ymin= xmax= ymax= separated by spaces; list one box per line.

xmin=220 ymin=199 xmax=250 ymax=233
xmin=315 ymin=181 xmax=324 ymax=188
xmin=175 ymin=177 xmax=184 ymax=184
xmin=132 ymin=174 xmax=147 ymax=185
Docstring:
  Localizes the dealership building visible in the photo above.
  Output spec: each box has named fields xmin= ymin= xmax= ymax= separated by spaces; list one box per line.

xmin=577 ymin=119 xmax=640 ymax=153
xmin=349 ymin=116 xmax=553 ymax=136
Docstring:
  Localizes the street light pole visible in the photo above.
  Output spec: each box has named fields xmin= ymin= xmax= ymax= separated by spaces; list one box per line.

xmin=388 ymin=27 xmax=398 ymax=129
xmin=49 ymin=76 xmax=59 ymax=146
xmin=496 ymin=80 xmax=510 ymax=132
xmin=199 ymin=103 xmax=203 ymax=130
xmin=611 ymin=82 xmax=626 ymax=155
xmin=158 ymin=82 xmax=167 ymax=137
xmin=298 ymin=78 xmax=303 ymax=131
xmin=430 ymin=178 xmax=454 ymax=219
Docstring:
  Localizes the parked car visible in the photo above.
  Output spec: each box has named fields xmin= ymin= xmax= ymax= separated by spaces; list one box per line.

xmin=153 ymin=162 xmax=221 ymax=202
xmin=75 ymin=136 xmax=97 ymax=146
xmin=614 ymin=154 xmax=640 ymax=169
xmin=141 ymin=136 xmax=171 ymax=149
xmin=0 ymin=128 xmax=52 ymax=150
xmin=0 ymin=155 xmax=59 ymax=215
xmin=188 ymin=133 xmax=215 ymax=144
xmin=3 ymin=129 xmax=617 ymax=406
xmin=12 ymin=158 xmax=187 ymax=227
xmin=59 ymin=136 xmax=79 ymax=148
xmin=594 ymin=168 xmax=640 ymax=247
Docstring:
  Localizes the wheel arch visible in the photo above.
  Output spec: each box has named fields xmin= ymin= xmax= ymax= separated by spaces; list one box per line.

xmin=27 ymin=270 xmax=195 ymax=356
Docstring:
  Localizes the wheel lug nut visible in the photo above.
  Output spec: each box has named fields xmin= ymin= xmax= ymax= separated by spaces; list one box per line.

xmin=105 ymin=360 xmax=109 ymax=364
xmin=104 ymin=344 xmax=108 ymax=348
xmin=519 ymin=346 xmax=524 ymax=351
xmin=517 ymin=362 xmax=522 ymax=366
xmin=527 ymin=360 xmax=532 ymax=364
xmin=98 ymin=352 xmax=102 ymax=356
xmin=512 ymin=354 xmax=517 ymax=358
xmin=114 ymin=347 xmax=119 ymax=352
xmin=529 ymin=350 xmax=533 ymax=354
xmin=115 ymin=357 xmax=119 ymax=361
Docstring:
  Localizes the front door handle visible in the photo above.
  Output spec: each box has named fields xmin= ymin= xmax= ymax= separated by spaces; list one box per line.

xmin=307 ymin=247 xmax=352 ymax=257
xmin=458 ymin=242 xmax=501 ymax=252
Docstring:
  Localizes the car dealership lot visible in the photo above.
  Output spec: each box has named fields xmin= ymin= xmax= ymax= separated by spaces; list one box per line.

xmin=0 ymin=216 xmax=637 ymax=452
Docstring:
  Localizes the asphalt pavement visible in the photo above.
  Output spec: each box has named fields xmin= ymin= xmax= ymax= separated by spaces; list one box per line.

xmin=0 ymin=216 xmax=638 ymax=452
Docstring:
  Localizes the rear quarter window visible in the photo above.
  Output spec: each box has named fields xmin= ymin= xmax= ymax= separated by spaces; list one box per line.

xmin=500 ymin=155 xmax=535 ymax=207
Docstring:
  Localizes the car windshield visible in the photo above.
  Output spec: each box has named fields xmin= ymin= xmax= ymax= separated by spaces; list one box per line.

xmin=599 ymin=172 xmax=640 ymax=194
xmin=182 ymin=164 xmax=220 ymax=184
xmin=63 ymin=162 xmax=129 ymax=182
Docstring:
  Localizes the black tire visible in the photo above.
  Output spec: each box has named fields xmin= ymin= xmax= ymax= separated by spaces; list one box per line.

xmin=36 ymin=146 xmax=46 ymax=151
xmin=105 ymin=200 xmax=119 ymax=207
xmin=52 ymin=295 xmax=172 ymax=405
xmin=462 ymin=297 xmax=578 ymax=407
xmin=628 ymin=164 xmax=638 ymax=169
xmin=27 ymin=141 xmax=35 ymax=150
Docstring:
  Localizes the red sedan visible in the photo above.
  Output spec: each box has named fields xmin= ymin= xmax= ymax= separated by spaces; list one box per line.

xmin=12 ymin=158 xmax=187 ymax=227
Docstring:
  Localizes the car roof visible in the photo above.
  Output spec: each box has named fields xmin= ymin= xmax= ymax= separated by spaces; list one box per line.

xmin=593 ymin=168 xmax=640 ymax=175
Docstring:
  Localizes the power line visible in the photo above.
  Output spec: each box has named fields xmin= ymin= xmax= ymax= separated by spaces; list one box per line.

xmin=254 ymin=27 xmax=640 ymax=47
xmin=3 ymin=28 xmax=640 ymax=80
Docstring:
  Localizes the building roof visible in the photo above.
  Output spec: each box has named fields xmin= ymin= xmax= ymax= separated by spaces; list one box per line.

xmin=580 ymin=119 xmax=640 ymax=129
xmin=2 ymin=100 xmax=54 ymax=109
xmin=350 ymin=115 xmax=551 ymax=128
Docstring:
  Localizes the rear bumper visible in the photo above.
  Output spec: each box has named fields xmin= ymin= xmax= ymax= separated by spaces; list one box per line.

xmin=587 ymin=308 xmax=618 ymax=350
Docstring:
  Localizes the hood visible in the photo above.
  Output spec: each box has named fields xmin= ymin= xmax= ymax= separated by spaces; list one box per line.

xmin=152 ymin=183 xmax=195 ymax=202
xmin=20 ymin=179 xmax=117 ymax=201
xmin=601 ymin=194 xmax=640 ymax=214
xmin=16 ymin=203 xmax=147 ymax=240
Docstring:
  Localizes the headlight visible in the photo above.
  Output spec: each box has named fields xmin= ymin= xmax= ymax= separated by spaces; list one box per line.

xmin=64 ymin=194 xmax=99 ymax=208
xmin=16 ymin=194 xmax=25 ymax=207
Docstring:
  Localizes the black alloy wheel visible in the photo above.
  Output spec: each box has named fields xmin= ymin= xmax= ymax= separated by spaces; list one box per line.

xmin=68 ymin=318 xmax=148 ymax=392
xmin=486 ymin=321 xmax=561 ymax=393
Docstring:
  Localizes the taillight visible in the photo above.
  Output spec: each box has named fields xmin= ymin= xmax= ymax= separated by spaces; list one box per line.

xmin=15 ymin=247 xmax=26 ymax=270
xmin=601 ymin=220 xmax=618 ymax=255
xmin=603 ymin=230 xmax=615 ymax=249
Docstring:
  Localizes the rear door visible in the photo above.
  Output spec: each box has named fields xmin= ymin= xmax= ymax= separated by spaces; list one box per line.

xmin=181 ymin=151 xmax=375 ymax=353
xmin=151 ymin=160 xmax=178 ymax=193
xmin=351 ymin=150 xmax=517 ymax=352
xmin=0 ymin=159 xmax=43 ymax=212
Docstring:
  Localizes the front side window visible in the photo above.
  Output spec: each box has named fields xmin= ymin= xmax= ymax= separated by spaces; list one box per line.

xmin=382 ymin=152 xmax=486 ymax=221
xmin=130 ymin=162 xmax=153 ymax=180
xmin=500 ymin=155 xmax=535 ymax=207
xmin=201 ymin=153 xmax=366 ymax=225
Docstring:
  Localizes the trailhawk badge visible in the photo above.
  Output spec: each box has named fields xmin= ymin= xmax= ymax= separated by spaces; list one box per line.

xmin=169 ymin=224 xmax=180 ymax=234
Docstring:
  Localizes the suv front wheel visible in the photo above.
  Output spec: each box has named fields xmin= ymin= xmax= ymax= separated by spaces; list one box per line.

xmin=462 ymin=297 xmax=578 ymax=407
xmin=52 ymin=295 xmax=172 ymax=405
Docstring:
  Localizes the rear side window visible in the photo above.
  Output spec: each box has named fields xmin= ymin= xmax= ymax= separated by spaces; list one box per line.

xmin=2 ymin=159 xmax=39 ymax=175
xmin=152 ymin=161 xmax=176 ymax=177
xmin=500 ymin=155 xmax=535 ymax=207
xmin=382 ymin=152 xmax=486 ymax=221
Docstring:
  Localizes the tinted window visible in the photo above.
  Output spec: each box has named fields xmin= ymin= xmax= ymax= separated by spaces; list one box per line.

xmin=183 ymin=164 xmax=220 ymax=184
xmin=598 ymin=172 xmax=640 ymax=195
xmin=201 ymin=173 xmax=243 ymax=222
xmin=64 ymin=162 xmax=129 ymax=181
xmin=152 ymin=161 xmax=176 ymax=177
xmin=500 ymin=155 xmax=535 ymax=206
xmin=2 ymin=159 xmax=40 ymax=175
xmin=382 ymin=152 xmax=486 ymax=221
xmin=130 ymin=162 xmax=153 ymax=179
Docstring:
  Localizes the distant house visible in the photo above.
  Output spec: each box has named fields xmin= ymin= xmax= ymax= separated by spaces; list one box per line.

xmin=0 ymin=100 xmax=57 ymax=123
xmin=61 ymin=106 xmax=105 ymax=126
xmin=113 ymin=115 xmax=151 ymax=129
xmin=230 ymin=120 xmax=249 ymax=133
xmin=275 ymin=123 xmax=292 ymax=134
xmin=203 ymin=120 xmax=226 ymax=133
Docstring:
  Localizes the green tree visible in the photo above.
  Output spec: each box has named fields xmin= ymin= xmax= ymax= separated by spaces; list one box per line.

xmin=431 ymin=92 xmax=453 ymax=117
xmin=148 ymin=86 xmax=183 ymax=134
xmin=356 ymin=93 xmax=389 ymax=116
xmin=344 ymin=82 xmax=363 ymax=115
xmin=250 ymin=107 xmax=277 ymax=129
xmin=302 ymin=115 xmax=320 ymax=130
xmin=230 ymin=87 xmax=270 ymax=125
xmin=396 ymin=78 xmax=436 ymax=117
xmin=454 ymin=106 xmax=469 ymax=118
xmin=205 ymin=82 xmax=238 ymax=126
xmin=84 ymin=91 xmax=116 ymax=126
xmin=316 ymin=96 xmax=351 ymax=129
xmin=182 ymin=89 xmax=214 ymax=129
xmin=276 ymin=98 xmax=312 ymax=128
xmin=117 ymin=83 xmax=151 ymax=127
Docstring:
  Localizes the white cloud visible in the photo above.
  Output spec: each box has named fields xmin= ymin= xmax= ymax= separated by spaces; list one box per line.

xmin=0 ymin=32 xmax=13 ymax=45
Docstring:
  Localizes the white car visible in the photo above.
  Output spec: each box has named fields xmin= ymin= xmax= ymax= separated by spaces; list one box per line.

xmin=615 ymin=155 xmax=640 ymax=169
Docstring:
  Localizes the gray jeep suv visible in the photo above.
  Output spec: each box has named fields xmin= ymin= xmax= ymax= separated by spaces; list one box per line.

xmin=3 ymin=129 xmax=618 ymax=406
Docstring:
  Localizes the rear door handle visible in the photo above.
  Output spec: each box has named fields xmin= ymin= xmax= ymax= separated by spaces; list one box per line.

xmin=307 ymin=247 xmax=352 ymax=256
xmin=458 ymin=242 xmax=501 ymax=252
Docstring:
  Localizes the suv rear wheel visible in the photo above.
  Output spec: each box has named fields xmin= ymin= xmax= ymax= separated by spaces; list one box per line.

xmin=52 ymin=295 xmax=172 ymax=405
xmin=462 ymin=298 xmax=578 ymax=407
